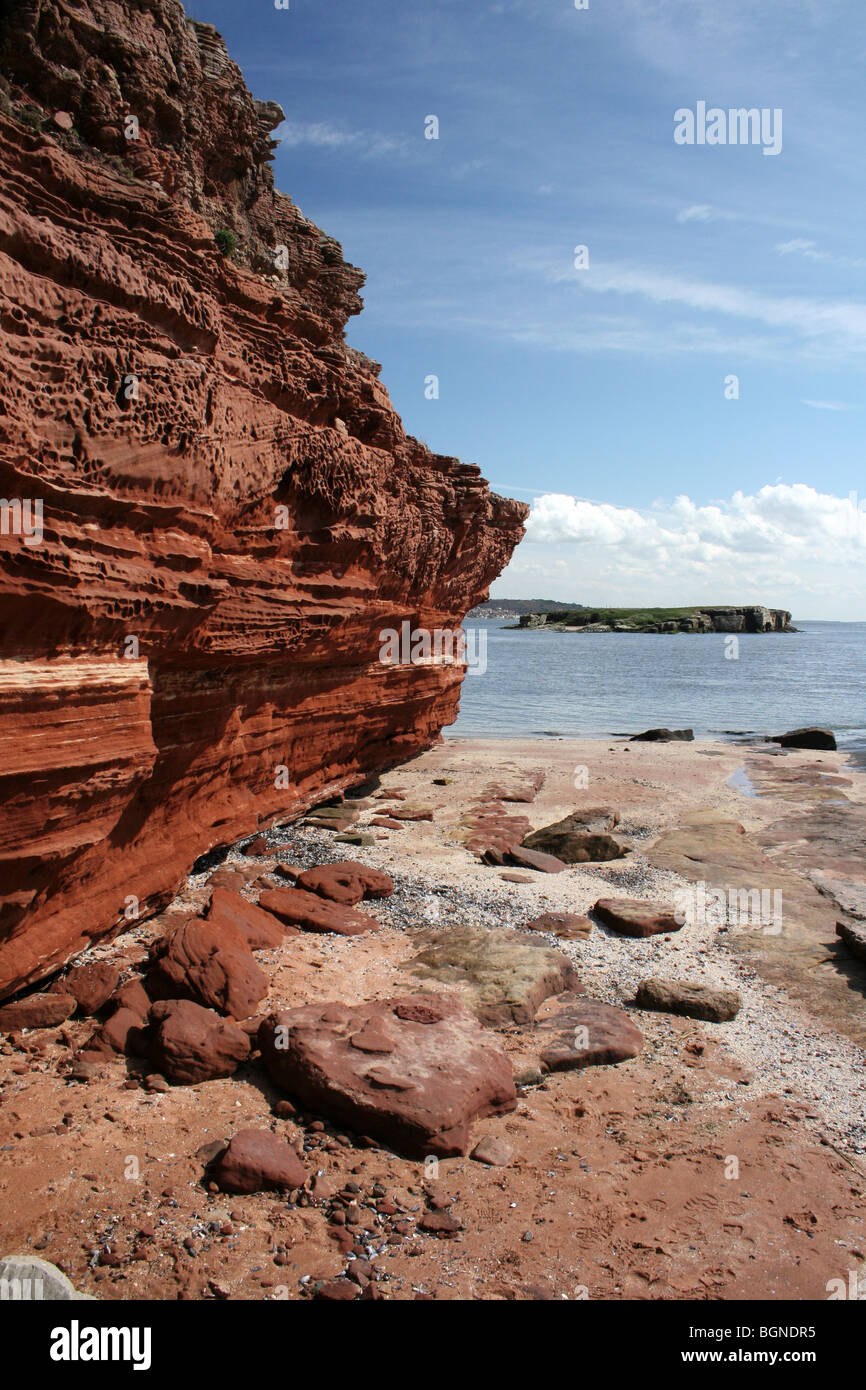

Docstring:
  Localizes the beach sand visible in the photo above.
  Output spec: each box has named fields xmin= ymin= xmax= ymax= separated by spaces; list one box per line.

xmin=1 ymin=735 xmax=864 ymax=1300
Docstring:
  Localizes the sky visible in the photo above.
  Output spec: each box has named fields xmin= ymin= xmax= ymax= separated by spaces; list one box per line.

xmin=190 ymin=0 xmax=865 ymax=618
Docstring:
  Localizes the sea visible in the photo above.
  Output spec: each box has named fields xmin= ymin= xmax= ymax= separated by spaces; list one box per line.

xmin=448 ymin=619 xmax=866 ymax=764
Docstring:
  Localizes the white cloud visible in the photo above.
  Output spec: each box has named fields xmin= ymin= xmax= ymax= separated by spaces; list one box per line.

xmin=497 ymin=484 xmax=866 ymax=619
xmin=676 ymin=204 xmax=735 ymax=223
xmin=775 ymin=239 xmax=866 ymax=269
xmin=802 ymin=399 xmax=857 ymax=411
xmin=276 ymin=121 xmax=410 ymax=160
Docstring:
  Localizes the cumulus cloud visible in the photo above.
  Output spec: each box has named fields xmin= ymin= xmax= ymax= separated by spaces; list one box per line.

xmin=501 ymin=484 xmax=866 ymax=618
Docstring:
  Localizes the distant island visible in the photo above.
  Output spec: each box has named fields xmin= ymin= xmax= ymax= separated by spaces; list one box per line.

xmin=509 ymin=605 xmax=796 ymax=634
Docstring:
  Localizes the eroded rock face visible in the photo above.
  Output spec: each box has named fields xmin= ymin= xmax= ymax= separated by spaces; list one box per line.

xmin=0 ymin=0 xmax=526 ymax=999
xmin=258 ymin=993 xmax=517 ymax=1157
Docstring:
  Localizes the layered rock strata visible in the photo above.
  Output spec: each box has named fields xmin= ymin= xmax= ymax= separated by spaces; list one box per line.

xmin=0 ymin=0 xmax=526 ymax=996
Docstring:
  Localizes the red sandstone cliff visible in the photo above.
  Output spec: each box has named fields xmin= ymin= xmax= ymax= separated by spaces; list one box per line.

xmin=0 ymin=0 xmax=527 ymax=998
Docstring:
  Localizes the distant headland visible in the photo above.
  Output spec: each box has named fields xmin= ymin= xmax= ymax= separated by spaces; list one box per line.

xmin=470 ymin=602 xmax=797 ymax=633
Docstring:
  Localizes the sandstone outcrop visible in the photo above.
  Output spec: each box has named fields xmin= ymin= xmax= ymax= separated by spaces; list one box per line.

xmin=0 ymin=0 xmax=526 ymax=998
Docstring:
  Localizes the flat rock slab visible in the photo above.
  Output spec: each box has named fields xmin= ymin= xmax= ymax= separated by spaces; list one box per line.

xmin=482 ymin=771 xmax=545 ymax=803
xmin=635 ymin=977 xmax=742 ymax=1022
xmin=149 ymin=999 xmax=250 ymax=1084
xmin=258 ymin=886 xmax=378 ymax=936
xmin=836 ymin=919 xmax=866 ymax=962
xmin=0 ymin=992 xmax=76 ymax=1031
xmin=506 ymin=844 xmax=567 ymax=874
xmin=463 ymin=802 xmax=533 ymax=858
xmin=295 ymin=861 xmax=393 ymax=906
xmin=258 ymin=992 xmax=516 ymax=1157
xmin=384 ymin=806 xmax=434 ymax=821
xmin=404 ymin=924 xmax=579 ymax=1025
xmin=0 ymin=1255 xmax=94 ymax=1300
xmin=525 ymin=912 xmax=592 ymax=940
xmin=536 ymin=997 xmax=643 ymax=1072
xmin=211 ymin=1129 xmax=306 ymax=1194
xmin=811 ymin=874 xmax=866 ymax=921
xmin=593 ymin=897 xmax=682 ymax=937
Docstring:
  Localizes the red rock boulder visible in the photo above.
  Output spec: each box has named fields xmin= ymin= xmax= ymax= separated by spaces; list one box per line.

xmin=210 ymin=1129 xmax=306 ymax=1194
xmin=206 ymin=887 xmax=291 ymax=950
xmin=258 ymin=992 xmax=517 ymax=1157
xmin=148 ymin=918 xmax=268 ymax=1018
xmin=58 ymin=962 xmax=120 ymax=1015
xmin=593 ymin=898 xmax=682 ymax=938
xmin=149 ymin=999 xmax=250 ymax=1084
xmin=0 ymin=992 xmax=76 ymax=1031
xmin=295 ymin=861 xmax=394 ymax=906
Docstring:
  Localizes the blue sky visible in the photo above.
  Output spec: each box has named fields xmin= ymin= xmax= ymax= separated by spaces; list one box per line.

xmin=190 ymin=0 xmax=866 ymax=617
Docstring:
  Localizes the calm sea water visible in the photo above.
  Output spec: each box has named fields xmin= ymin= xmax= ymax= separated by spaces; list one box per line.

xmin=449 ymin=620 xmax=866 ymax=758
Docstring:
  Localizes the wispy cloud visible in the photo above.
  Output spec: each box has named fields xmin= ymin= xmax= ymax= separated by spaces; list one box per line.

xmin=775 ymin=238 xmax=866 ymax=269
xmin=676 ymin=204 xmax=736 ymax=223
xmin=276 ymin=121 xmax=411 ymax=160
xmin=802 ymin=398 xmax=857 ymax=411
xmin=526 ymin=256 xmax=866 ymax=358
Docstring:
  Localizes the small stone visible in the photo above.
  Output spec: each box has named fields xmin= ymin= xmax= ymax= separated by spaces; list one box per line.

xmin=470 ymin=1136 xmax=513 ymax=1167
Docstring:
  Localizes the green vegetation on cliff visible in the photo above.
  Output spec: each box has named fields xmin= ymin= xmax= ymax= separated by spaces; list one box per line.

xmin=514 ymin=605 xmax=795 ymax=634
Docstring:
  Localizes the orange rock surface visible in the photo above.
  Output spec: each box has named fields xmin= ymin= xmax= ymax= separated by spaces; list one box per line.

xmin=0 ymin=0 xmax=526 ymax=997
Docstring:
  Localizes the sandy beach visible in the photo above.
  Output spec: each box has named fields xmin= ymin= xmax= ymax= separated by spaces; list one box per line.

xmin=1 ymin=734 xmax=864 ymax=1301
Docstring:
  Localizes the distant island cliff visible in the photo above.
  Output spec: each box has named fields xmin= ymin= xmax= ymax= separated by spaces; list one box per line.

xmin=509 ymin=605 xmax=796 ymax=633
